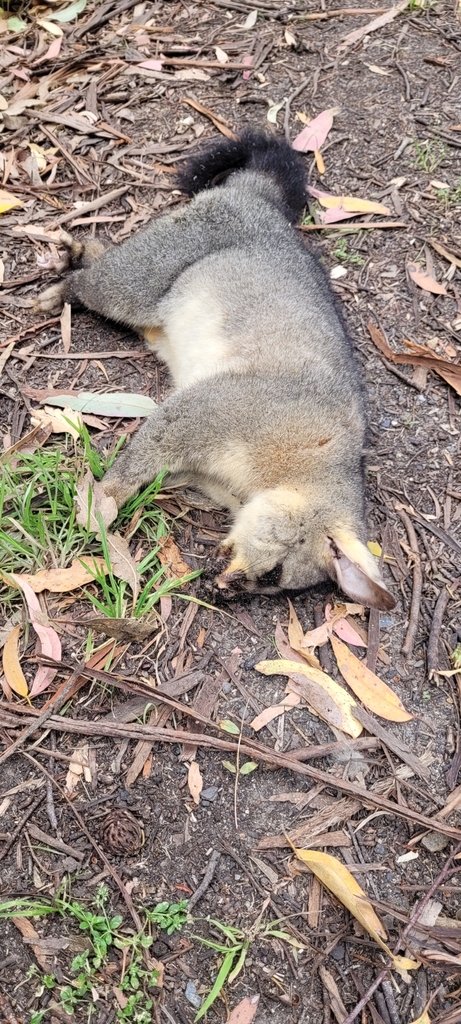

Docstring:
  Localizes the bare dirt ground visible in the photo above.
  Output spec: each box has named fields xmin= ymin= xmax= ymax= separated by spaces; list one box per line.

xmin=1 ymin=1 xmax=461 ymax=1023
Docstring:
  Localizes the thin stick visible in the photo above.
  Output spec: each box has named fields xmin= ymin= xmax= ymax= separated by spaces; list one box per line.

xmin=381 ymin=357 xmax=424 ymax=391
xmin=20 ymin=750 xmax=144 ymax=935
xmin=341 ymin=841 xmax=461 ymax=1024
xmin=427 ymin=586 xmax=450 ymax=680
xmin=188 ymin=850 xmax=220 ymax=910
xmin=3 ymin=709 xmax=461 ymax=839
xmin=284 ymin=76 xmax=311 ymax=141
xmin=52 ymin=186 xmax=130 ymax=227
xmin=299 ymin=221 xmax=406 ymax=231
xmin=0 ymin=666 xmax=82 ymax=767
xmin=396 ymin=509 xmax=423 ymax=659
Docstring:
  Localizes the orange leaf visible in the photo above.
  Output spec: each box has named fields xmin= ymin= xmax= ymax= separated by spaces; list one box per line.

xmin=329 ymin=633 xmax=412 ymax=722
xmin=2 ymin=624 xmax=29 ymax=699
xmin=13 ymin=556 xmax=108 ymax=593
xmin=227 ymin=995 xmax=260 ymax=1024
xmin=158 ymin=536 xmax=192 ymax=579
xmin=188 ymin=761 xmax=203 ymax=804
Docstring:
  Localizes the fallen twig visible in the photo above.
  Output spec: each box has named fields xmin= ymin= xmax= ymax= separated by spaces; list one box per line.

xmin=1 ymin=706 xmax=460 ymax=839
xmin=0 ymin=666 xmax=82 ymax=768
xmin=51 ymin=186 xmax=130 ymax=227
xmin=0 ymin=792 xmax=45 ymax=862
xmin=188 ymin=849 xmax=220 ymax=910
xmin=299 ymin=221 xmax=406 ymax=232
xmin=427 ymin=586 xmax=450 ymax=680
xmin=396 ymin=508 xmax=423 ymax=659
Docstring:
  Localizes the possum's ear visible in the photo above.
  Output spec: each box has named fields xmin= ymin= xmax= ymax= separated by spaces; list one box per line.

xmin=327 ymin=529 xmax=395 ymax=611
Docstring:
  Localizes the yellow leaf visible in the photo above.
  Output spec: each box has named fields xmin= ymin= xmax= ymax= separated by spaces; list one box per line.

xmin=318 ymin=194 xmax=390 ymax=216
xmin=255 ymin=658 xmax=362 ymax=737
xmin=329 ymin=633 xmax=413 ymax=723
xmin=315 ymin=148 xmax=325 ymax=174
xmin=12 ymin=556 xmax=108 ymax=593
xmin=409 ymin=1012 xmax=430 ymax=1024
xmin=2 ymin=624 xmax=29 ymax=698
xmin=287 ymin=599 xmax=305 ymax=651
xmin=0 ymin=189 xmax=24 ymax=215
xmin=367 ymin=540 xmax=382 ymax=556
xmin=293 ymin=848 xmax=419 ymax=972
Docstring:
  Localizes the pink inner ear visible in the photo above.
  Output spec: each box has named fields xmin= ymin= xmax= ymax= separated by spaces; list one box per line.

xmin=331 ymin=546 xmax=395 ymax=611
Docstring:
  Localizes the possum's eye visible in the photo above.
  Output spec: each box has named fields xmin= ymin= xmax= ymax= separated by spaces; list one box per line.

xmin=256 ymin=563 xmax=283 ymax=588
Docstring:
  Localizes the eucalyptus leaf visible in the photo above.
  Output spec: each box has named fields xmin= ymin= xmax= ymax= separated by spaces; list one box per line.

xmin=44 ymin=392 xmax=157 ymax=417
xmin=7 ymin=15 xmax=27 ymax=31
xmin=239 ymin=760 xmax=258 ymax=776
xmin=47 ymin=0 xmax=87 ymax=21
xmin=219 ymin=719 xmax=240 ymax=735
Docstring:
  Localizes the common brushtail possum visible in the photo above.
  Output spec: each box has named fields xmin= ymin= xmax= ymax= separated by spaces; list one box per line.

xmin=35 ymin=130 xmax=394 ymax=610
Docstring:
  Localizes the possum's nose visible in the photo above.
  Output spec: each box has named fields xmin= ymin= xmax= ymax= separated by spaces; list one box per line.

xmin=215 ymin=568 xmax=247 ymax=592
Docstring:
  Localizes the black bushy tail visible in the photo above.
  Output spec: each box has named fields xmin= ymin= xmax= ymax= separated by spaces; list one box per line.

xmin=176 ymin=129 xmax=307 ymax=221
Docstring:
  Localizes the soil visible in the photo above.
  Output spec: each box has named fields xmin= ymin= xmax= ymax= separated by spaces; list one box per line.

xmin=1 ymin=2 xmax=461 ymax=1023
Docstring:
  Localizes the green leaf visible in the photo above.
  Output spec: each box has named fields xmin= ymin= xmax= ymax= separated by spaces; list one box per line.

xmin=7 ymin=15 xmax=27 ymax=31
xmin=239 ymin=760 xmax=258 ymax=775
xmin=47 ymin=0 xmax=87 ymax=22
xmin=222 ymin=759 xmax=237 ymax=774
xmin=44 ymin=391 xmax=157 ymax=417
xmin=219 ymin=719 xmax=240 ymax=735
xmin=194 ymin=949 xmax=236 ymax=1021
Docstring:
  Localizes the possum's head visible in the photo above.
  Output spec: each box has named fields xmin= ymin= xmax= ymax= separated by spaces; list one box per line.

xmin=215 ymin=487 xmax=394 ymax=610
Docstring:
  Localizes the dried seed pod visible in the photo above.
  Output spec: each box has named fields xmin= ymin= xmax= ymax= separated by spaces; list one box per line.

xmin=100 ymin=809 xmax=143 ymax=855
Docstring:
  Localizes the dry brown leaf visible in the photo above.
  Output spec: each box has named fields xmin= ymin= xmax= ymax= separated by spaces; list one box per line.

xmin=75 ymin=472 xmax=118 ymax=532
xmin=108 ymin=533 xmax=139 ymax=598
xmin=429 ymin=239 xmax=461 ymax=270
xmin=12 ymin=916 xmax=52 ymax=972
xmin=31 ymin=405 xmax=83 ymax=440
xmin=75 ymin=473 xmax=138 ymax=597
xmin=329 ymin=633 xmax=413 ymax=722
xmin=407 ymin=262 xmax=447 ymax=296
xmin=368 ymin=322 xmax=461 ymax=397
xmin=188 ymin=761 xmax=203 ymax=804
xmin=338 ymin=0 xmax=409 ymax=51
xmin=14 ymin=557 xmax=108 ymax=593
xmin=319 ymin=966 xmax=348 ymax=1024
xmin=250 ymin=691 xmax=301 ymax=731
xmin=158 ymin=535 xmax=192 ymax=579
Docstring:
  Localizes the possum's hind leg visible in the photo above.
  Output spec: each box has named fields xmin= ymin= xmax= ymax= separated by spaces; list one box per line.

xmin=34 ymin=234 xmax=109 ymax=313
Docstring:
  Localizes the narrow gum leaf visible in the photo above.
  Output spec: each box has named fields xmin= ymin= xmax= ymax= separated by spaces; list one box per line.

xmin=329 ymin=633 xmax=413 ymax=722
xmin=2 ymin=624 xmax=29 ymax=699
xmin=9 ymin=574 xmax=62 ymax=696
xmin=294 ymin=848 xmax=387 ymax=938
xmin=293 ymin=848 xmax=419 ymax=972
xmin=255 ymin=659 xmax=362 ymax=738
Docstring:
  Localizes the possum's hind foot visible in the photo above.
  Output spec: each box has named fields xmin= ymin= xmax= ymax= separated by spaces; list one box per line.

xmin=34 ymin=234 xmax=108 ymax=313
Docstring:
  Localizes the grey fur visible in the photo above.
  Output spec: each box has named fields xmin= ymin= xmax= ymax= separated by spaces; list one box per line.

xmin=35 ymin=162 xmax=394 ymax=608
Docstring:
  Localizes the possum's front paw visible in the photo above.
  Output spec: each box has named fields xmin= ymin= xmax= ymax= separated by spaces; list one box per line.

xmin=34 ymin=281 xmax=67 ymax=314
xmin=101 ymin=472 xmax=137 ymax=510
